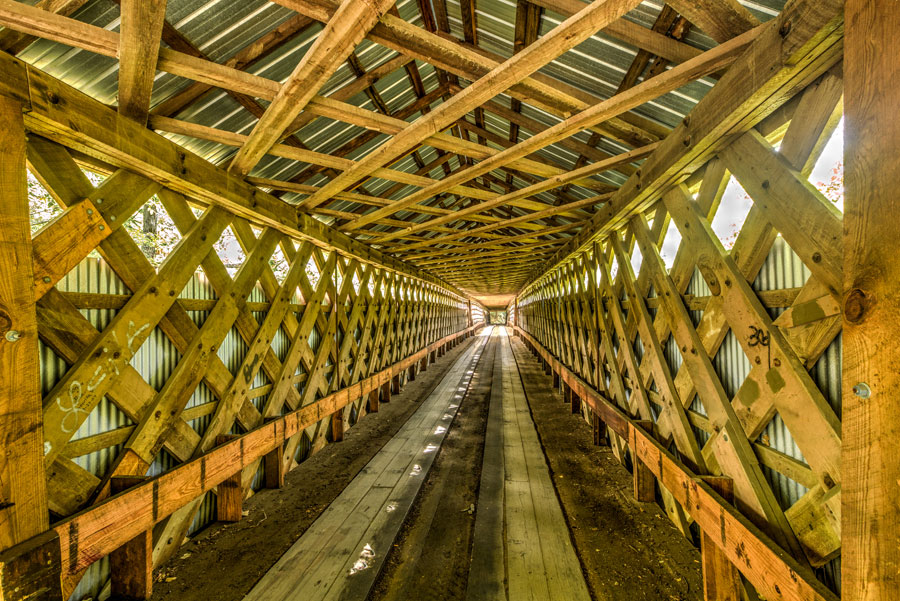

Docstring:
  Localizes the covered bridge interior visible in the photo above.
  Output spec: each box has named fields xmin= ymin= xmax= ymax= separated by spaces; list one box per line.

xmin=0 ymin=0 xmax=889 ymax=600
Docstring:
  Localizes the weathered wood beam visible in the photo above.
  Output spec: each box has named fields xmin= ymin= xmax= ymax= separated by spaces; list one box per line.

xmin=0 ymin=0 xmax=88 ymax=55
xmin=0 ymin=50 xmax=461 ymax=294
xmin=843 ymin=0 xmax=900 ymax=598
xmin=529 ymin=0 xmax=700 ymax=63
xmin=371 ymin=143 xmax=655 ymax=242
xmin=117 ymin=0 xmax=167 ymax=123
xmin=229 ymin=0 xmax=397 ymax=175
xmin=149 ymin=114 xmax=579 ymax=219
xmin=531 ymin=0 xmax=843 ymax=283
xmin=300 ymin=0 xmax=644 ymax=210
xmin=665 ymin=0 xmax=758 ymax=43
xmin=0 ymin=95 xmax=49 ymax=550
xmin=341 ymin=32 xmax=753 ymax=232
xmin=150 ymin=13 xmax=317 ymax=118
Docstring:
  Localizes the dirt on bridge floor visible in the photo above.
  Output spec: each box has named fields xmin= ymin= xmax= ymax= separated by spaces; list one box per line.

xmin=151 ymin=336 xmax=478 ymax=601
xmin=152 ymin=329 xmax=702 ymax=601
xmin=370 ymin=330 xmax=702 ymax=601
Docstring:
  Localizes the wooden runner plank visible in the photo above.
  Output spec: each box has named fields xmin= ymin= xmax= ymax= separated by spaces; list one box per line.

xmin=500 ymin=328 xmax=591 ymax=601
xmin=243 ymin=330 xmax=488 ymax=600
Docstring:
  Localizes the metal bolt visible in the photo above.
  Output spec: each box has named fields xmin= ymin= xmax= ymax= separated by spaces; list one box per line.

xmin=42 ymin=276 xmax=51 ymax=283
xmin=99 ymin=225 xmax=105 ymax=231
xmin=109 ymin=215 xmax=116 ymax=222
xmin=86 ymin=209 xmax=93 ymax=216
xmin=853 ymin=382 xmax=871 ymax=399
xmin=96 ymin=198 xmax=103 ymax=204
xmin=5 ymin=330 xmax=20 ymax=342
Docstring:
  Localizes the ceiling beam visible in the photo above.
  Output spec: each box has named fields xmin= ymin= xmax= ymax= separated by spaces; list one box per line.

xmin=528 ymin=0 xmax=843 ymax=285
xmin=228 ymin=0 xmax=397 ymax=175
xmin=300 ymin=0 xmax=644 ymax=211
xmin=665 ymin=0 xmax=758 ymax=43
xmin=116 ymin=0 xmax=167 ymax=123
xmin=340 ymin=33 xmax=753 ymax=232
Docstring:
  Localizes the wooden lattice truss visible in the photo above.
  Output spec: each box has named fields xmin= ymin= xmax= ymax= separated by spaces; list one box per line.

xmin=0 ymin=0 xmax=848 ymax=598
xmin=3 ymin=121 xmax=473 ymax=597
xmin=0 ymin=0 xmax=804 ymax=300
xmin=515 ymin=59 xmax=843 ymax=597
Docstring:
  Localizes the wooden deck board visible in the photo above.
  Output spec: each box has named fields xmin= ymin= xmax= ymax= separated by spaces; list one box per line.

xmin=243 ymin=331 xmax=490 ymax=601
xmin=467 ymin=327 xmax=592 ymax=601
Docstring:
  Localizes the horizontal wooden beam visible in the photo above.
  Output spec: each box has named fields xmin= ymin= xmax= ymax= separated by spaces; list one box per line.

xmin=342 ymin=31 xmax=753 ymax=232
xmin=0 ymin=324 xmax=479 ymax=593
xmin=528 ymin=0 xmax=844 ymax=286
xmin=0 ymin=49 xmax=465 ymax=297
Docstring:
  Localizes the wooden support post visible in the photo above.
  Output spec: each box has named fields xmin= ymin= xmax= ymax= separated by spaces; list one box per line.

xmin=429 ymin=350 xmax=436 ymax=364
xmin=215 ymin=436 xmax=243 ymax=522
xmin=368 ymin=388 xmax=380 ymax=414
xmin=571 ymin=389 xmax=581 ymax=415
xmin=700 ymin=476 xmax=741 ymax=601
xmin=419 ymin=356 xmax=428 ymax=372
xmin=844 ymin=2 xmax=900 ymax=599
xmin=391 ymin=373 xmax=401 ymax=394
xmin=632 ymin=421 xmax=656 ymax=503
xmin=592 ymin=413 xmax=609 ymax=446
xmin=332 ymin=408 xmax=344 ymax=442
xmin=109 ymin=476 xmax=152 ymax=600
xmin=381 ymin=381 xmax=391 ymax=403
xmin=263 ymin=443 xmax=285 ymax=490
xmin=0 ymin=531 xmax=62 ymax=601
xmin=408 ymin=364 xmax=417 ymax=382
xmin=0 ymin=95 xmax=49 ymax=551
xmin=553 ymin=370 xmax=560 ymax=388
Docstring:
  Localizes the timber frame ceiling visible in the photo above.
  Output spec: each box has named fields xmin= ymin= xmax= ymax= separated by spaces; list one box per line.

xmin=0 ymin=0 xmax=787 ymax=304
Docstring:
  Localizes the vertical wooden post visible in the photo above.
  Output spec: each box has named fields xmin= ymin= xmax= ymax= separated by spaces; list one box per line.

xmin=632 ymin=421 xmax=655 ymax=502
xmin=109 ymin=476 xmax=152 ymax=600
xmin=845 ymin=2 xmax=900 ymax=599
xmin=381 ymin=380 xmax=391 ymax=403
xmin=408 ymin=364 xmax=417 ymax=382
xmin=215 ymin=436 xmax=243 ymax=522
xmin=699 ymin=476 xmax=741 ymax=601
xmin=264 ymin=444 xmax=285 ymax=489
xmin=0 ymin=96 xmax=50 ymax=550
xmin=368 ymin=388 xmax=380 ymax=414
xmin=552 ymin=370 xmax=560 ymax=388
xmin=592 ymin=414 xmax=608 ymax=446
xmin=391 ymin=373 xmax=401 ymax=394
xmin=571 ymin=389 xmax=581 ymax=415
xmin=331 ymin=407 xmax=344 ymax=442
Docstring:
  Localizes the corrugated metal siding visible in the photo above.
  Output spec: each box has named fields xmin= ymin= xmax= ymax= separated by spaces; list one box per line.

xmin=41 ymin=257 xmax=295 ymax=601
xmin=14 ymin=0 xmax=788 ymax=236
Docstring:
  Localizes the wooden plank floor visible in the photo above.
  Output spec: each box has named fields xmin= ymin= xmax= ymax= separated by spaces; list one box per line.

xmin=243 ymin=329 xmax=491 ymax=601
xmin=466 ymin=327 xmax=592 ymax=601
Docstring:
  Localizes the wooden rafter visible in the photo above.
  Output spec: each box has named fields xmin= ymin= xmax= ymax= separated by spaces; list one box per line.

xmin=228 ymin=0 xmax=397 ymax=175
xmin=116 ymin=0 xmax=166 ymax=123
